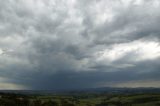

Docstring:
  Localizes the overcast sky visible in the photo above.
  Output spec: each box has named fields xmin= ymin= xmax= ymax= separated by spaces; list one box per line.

xmin=0 ymin=0 xmax=160 ymax=90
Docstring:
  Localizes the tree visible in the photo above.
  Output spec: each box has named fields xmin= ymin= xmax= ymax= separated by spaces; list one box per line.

xmin=42 ymin=100 xmax=58 ymax=106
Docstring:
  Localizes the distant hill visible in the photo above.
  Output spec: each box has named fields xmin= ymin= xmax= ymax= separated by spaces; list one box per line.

xmin=1 ymin=87 xmax=160 ymax=95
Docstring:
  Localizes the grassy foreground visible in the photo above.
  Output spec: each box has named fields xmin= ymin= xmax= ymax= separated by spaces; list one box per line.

xmin=0 ymin=92 xmax=160 ymax=106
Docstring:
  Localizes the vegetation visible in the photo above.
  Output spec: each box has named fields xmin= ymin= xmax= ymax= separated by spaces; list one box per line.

xmin=0 ymin=92 xmax=160 ymax=106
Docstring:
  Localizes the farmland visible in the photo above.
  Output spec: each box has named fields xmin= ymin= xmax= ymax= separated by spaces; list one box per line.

xmin=0 ymin=89 xmax=160 ymax=106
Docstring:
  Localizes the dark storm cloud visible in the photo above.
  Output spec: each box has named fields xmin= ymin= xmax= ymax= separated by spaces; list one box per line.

xmin=0 ymin=0 xmax=160 ymax=89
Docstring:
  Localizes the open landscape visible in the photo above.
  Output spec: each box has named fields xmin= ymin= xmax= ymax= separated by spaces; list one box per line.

xmin=0 ymin=88 xmax=160 ymax=106
xmin=0 ymin=0 xmax=160 ymax=106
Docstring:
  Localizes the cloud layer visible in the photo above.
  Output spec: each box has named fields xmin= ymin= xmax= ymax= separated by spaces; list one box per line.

xmin=0 ymin=0 xmax=160 ymax=90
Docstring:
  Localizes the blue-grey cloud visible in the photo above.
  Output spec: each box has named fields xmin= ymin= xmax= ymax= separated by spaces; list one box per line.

xmin=0 ymin=0 xmax=160 ymax=89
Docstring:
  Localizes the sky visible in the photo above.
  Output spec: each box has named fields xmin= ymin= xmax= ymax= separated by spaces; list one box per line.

xmin=0 ymin=0 xmax=160 ymax=90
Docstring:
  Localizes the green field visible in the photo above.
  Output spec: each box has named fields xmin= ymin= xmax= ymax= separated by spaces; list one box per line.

xmin=0 ymin=93 xmax=160 ymax=106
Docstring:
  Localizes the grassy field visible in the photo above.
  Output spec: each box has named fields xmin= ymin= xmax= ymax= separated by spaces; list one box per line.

xmin=0 ymin=92 xmax=160 ymax=106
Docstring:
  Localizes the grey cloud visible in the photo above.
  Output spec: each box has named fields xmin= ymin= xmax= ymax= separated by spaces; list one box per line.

xmin=90 ymin=1 xmax=160 ymax=45
xmin=0 ymin=0 xmax=160 ymax=89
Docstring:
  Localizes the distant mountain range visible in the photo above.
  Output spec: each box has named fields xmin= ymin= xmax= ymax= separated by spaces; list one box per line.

xmin=1 ymin=87 xmax=160 ymax=95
